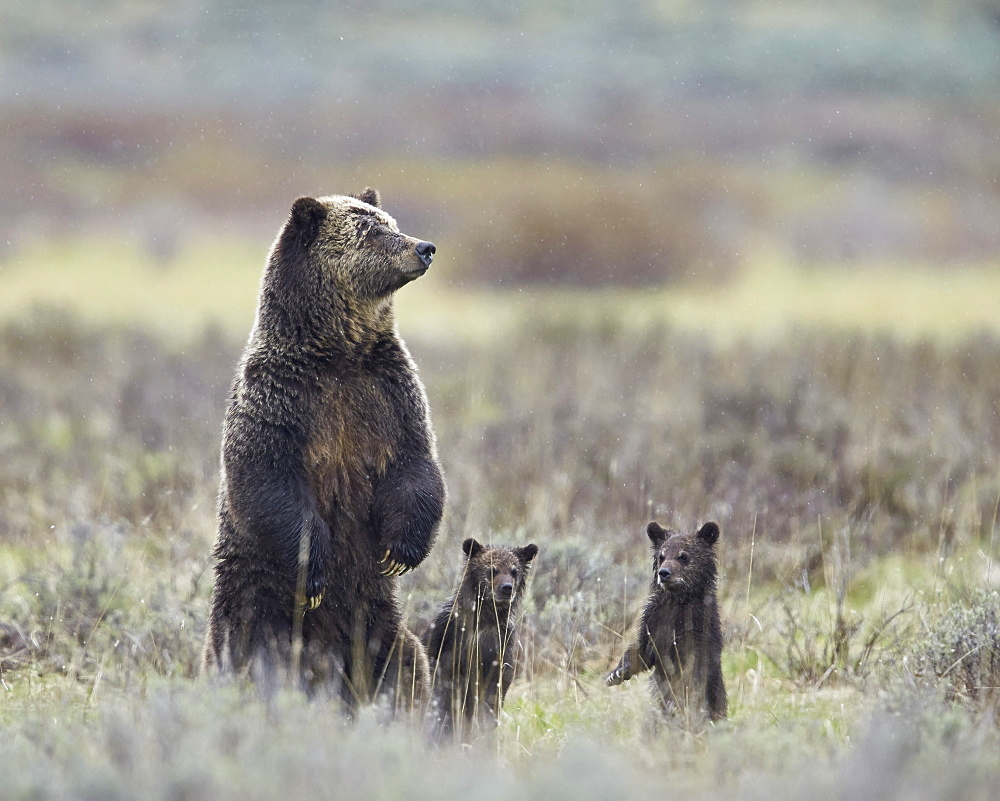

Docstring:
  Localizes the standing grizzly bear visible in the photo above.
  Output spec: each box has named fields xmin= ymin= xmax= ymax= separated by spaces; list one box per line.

xmin=203 ymin=189 xmax=445 ymax=712
xmin=422 ymin=538 xmax=539 ymax=739
xmin=606 ymin=521 xmax=727 ymax=726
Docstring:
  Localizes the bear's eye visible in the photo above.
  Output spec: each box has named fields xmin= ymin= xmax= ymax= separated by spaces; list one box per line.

xmin=677 ymin=552 xmax=690 ymax=566
xmin=511 ymin=568 xmax=519 ymax=580
xmin=360 ymin=219 xmax=387 ymax=240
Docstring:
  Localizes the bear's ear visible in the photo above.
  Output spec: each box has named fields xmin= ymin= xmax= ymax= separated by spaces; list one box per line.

xmin=462 ymin=538 xmax=484 ymax=559
xmin=515 ymin=544 xmax=539 ymax=565
xmin=354 ymin=187 xmax=381 ymax=209
xmin=646 ymin=521 xmax=668 ymax=546
xmin=697 ymin=522 xmax=720 ymax=546
xmin=287 ymin=197 xmax=327 ymax=246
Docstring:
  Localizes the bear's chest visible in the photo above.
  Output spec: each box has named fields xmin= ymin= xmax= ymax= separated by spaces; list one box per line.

xmin=648 ymin=603 xmax=709 ymax=678
xmin=305 ymin=371 xmax=400 ymax=509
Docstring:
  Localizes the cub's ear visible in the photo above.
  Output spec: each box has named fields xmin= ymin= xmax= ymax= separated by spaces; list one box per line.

xmin=462 ymin=538 xmax=484 ymax=559
xmin=515 ymin=543 xmax=539 ymax=565
xmin=646 ymin=521 xmax=668 ymax=546
xmin=697 ymin=522 xmax=720 ymax=546
xmin=287 ymin=197 xmax=327 ymax=246
xmin=354 ymin=187 xmax=381 ymax=208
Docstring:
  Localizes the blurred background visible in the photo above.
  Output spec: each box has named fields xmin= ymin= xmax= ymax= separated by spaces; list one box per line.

xmin=4 ymin=7 xmax=1000 ymax=789
xmin=2 ymin=0 xmax=999 ymax=337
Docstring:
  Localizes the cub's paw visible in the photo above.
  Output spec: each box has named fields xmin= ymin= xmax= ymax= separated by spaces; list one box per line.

xmin=605 ymin=668 xmax=625 ymax=687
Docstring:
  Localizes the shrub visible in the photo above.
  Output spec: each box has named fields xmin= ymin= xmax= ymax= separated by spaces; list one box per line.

xmin=902 ymin=590 xmax=1000 ymax=715
xmin=456 ymin=163 xmax=741 ymax=287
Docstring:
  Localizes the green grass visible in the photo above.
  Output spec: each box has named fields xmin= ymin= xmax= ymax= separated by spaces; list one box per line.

xmin=2 ymin=252 xmax=1000 ymax=797
xmin=3 ymin=236 xmax=1000 ymax=344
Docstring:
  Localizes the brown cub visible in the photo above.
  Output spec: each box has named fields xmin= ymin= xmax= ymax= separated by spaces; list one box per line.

xmin=422 ymin=538 xmax=539 ymax=738
xmin=607 ymin=521 xmax=727 ymax=725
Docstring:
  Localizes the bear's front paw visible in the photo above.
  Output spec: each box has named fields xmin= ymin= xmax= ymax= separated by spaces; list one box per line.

xmin=304 ymin=563 xmax=326 ymax=610
xmin=606 ymin=669 xmax=624 ymax=687
xmin=378 ymin=542 xmax=426 ymax=576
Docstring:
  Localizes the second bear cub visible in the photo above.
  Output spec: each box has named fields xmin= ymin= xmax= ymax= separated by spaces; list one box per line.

xmin=422 ymin=538 xmax=538 ymax=738
xmin=607 ymin=521 xmax=727 ymax=725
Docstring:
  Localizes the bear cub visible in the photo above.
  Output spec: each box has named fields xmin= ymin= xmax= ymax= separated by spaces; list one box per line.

xmin=422 ymin=538 xmax=539 ymax=738
xmin=607 ymin=521 xmax=727 ymax=725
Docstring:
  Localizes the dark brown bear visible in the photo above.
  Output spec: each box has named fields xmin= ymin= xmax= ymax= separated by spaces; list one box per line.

xmin=203 ymin=189 xmax=445 ymax=713
xmin=422 ymin=538 xmax=539 ymax=739
xmin=607 ymin=521 xmax=727 ymax=726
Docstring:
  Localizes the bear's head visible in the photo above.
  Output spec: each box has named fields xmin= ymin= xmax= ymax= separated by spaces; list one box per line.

xmin=646 ymin=521 xmax=719 ymax=602
xmin=461 ymin=538 xmax=539 ymax=609
xmin=261 ymin=189 xmax=435 ymax=334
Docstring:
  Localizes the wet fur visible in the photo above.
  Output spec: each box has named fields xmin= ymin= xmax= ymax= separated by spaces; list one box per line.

xmin=203 ymin=190 xmax=444 ymax=712
xmin=422 ymin=539 xmax=538 ymax=739
xmin=607 ymin=521 xmax=727 ymax=726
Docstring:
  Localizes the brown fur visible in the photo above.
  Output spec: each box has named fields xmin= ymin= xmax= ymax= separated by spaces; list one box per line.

xmin=203 ymin=190 xmax=444 ymax=714
xmin=421 ymin=538 xmax=538 ymax=740
xmin=379 ymin=625 xmax=431 ymax=717
xmin=607 ymin=521 xmax=727 ymax=727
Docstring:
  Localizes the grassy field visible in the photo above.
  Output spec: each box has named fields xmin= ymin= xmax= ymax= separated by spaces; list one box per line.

xmin=3 ymin=235 xmax=1000 ymax=344
xmin=2 ymin=243 xmax=1000 ymax=799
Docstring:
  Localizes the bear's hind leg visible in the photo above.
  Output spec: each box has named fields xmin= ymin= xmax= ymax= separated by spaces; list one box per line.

xmin=375 ymin=626 xmax=431 ymax=718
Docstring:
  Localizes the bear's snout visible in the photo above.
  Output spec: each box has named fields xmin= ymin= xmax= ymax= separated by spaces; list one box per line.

xmin=657 ymin=566 xmax=672 ymax=583
xmin=415 ymin=240 xmax=436 ymax=267
xmin=497 ymin=581 xmax=514 ymax=600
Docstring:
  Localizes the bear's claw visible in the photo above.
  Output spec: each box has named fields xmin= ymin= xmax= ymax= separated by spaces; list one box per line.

xmin=379 ymin=548 xmax=418 ymax=576
xmin=606 ymin=669 xmax=623 ymax=687
xmin=305 ymin=566 xmax=326 ymax=608
xmin=378 ymin=552 xmax=411 ymax=576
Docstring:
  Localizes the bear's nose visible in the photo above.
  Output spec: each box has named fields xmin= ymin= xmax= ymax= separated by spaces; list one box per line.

xmin=415 ymin=240 xmax=436 ymax=267
xmin=658 ymin=567 xmax=672 ymax=582
xmin=497 ymin=582 xmax=514 ymax=599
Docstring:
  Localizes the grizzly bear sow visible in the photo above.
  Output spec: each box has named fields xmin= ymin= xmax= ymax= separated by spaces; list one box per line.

xmin=203 ymin=189 xmax=445 ymax=710
xmin=422 ymin=538 xmax=538 ymax=738
xmin=607 ymin=521 xmax=727 ymax=725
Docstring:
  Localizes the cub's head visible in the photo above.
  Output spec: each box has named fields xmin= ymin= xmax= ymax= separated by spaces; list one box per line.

xmin=269 ymin=188 xmax=436 ymax=303
xmin=646 ymin=521 xmax=720 ymax=602
xmin=461 ymin=538 xmax=539 ymax=608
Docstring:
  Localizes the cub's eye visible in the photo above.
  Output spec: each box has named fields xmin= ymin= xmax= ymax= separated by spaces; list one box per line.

xmin=511 ymin=568 xmax=519 ymax=580
xmin=677 ymin=552 xmax=690 ymax=566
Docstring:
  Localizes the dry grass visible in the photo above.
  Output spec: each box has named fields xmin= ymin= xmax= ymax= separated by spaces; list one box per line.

xmin=1 ymin=288 xmax=1000 ymax=797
